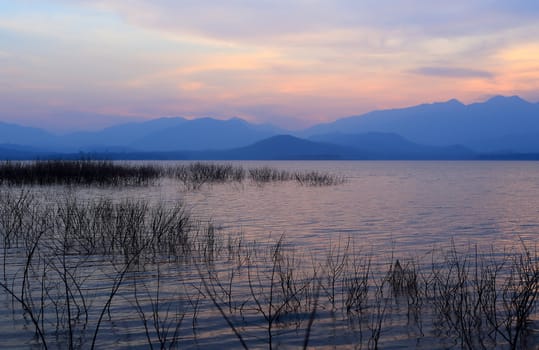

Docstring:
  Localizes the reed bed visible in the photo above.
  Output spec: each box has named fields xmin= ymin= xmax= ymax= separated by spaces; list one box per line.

xmin=0 ymin=160 xmax=161 ymax=186
xmin=0 ymin=160 xmax=345 ymax=189
xmin=294 ymin=171 xmax=346 ymax=186
xmin=0 ymin=190 xmax=217 ymax=349
xmin=248 ymin=166 xmax=291 ymax=183
xmin=1 ymin=189 xmax=538 ymax=349
xmin=171 ymin=162 xmax=245 ymax=190
xmin=171 ymin=162 xmax=345 ymax=188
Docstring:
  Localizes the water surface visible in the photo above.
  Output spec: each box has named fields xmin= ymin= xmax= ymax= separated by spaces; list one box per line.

xmin=175 ymin=161 xmax=539 ymax=255
xmin=2 ymin=160 xmax=539 ymax=349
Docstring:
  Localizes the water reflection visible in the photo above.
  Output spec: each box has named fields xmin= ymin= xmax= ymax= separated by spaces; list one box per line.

xmin=171 ymin=161 xmax=539 ymax=255
xmin=3 ymin=160 xmax=539 ymax=349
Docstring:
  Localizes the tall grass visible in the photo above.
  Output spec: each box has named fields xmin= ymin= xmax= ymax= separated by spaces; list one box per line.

xmin=198 ymin=241 xmax=539 ymax=349
xmin=171 ymin=162 xmax=245 ymax=190
xmin=171 ymin=162 xmax=345 ymax=188
xmin=0 ymin=190 xmax=215 ymax=349
xmin=294 ymin=171 xmax=345 ymax=186
xmin=248 ymin=167 xmax=291 ymax=183
xmin=0 ymin=160 xmax=161 ymax=186
xmin=1 ymin=190 xmax=538 ymax=349
xmin=0 ymin=160 xmax=345 ymax=189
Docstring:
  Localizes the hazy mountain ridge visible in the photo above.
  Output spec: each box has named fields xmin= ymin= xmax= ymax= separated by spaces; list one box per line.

xmin=309 ymin=132 xmax=474 ymax=159
xmin=1 ymin=95 xmax=539 ymax=159
xmin=130 ymin=117 xmax=279 ymax=151
xmin=213 ymin=135 xmax=362 ymax=160
xmin=0 ymin=134 xmax=475 ymax=160
xmin=0 ymin=117 xmax=280 ymax=152
xmin=303 ymin=96 xmax=539 ymax=152
xmin=59 ymin=117 xmax=189 ymax=150
xmin=0 ymin=121 xmax=59 ymax=148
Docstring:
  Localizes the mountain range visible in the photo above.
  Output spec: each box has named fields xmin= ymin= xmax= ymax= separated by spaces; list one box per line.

xmin=1 ymin=95 xmax=539 ymax=160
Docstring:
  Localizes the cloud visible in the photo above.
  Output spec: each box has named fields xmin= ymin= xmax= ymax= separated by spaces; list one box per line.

xmin=411 ymin=66 xmax=495 ymax=79
xmin=54 ymin=0 xmax=539 ymax=43
xmin=48 ymin=1 xmax=539 ymax=73
xmin=1 ymin=1 xmax=539 ymax=130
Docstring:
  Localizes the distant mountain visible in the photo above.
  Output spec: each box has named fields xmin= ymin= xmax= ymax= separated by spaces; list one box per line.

xmin=302 ymin=96 xmax=539 ymax=152
xmin=131 ymin=117 xmax=279 ymax=151
xmin=2 ymin=95 xmax=539 ymax=158
xmin=465 ymin=132 xmax=539 ymax=153
xmin=213 ymin=135 xmax=362 ymax=160
xmin=40 ymin=135 xmax=357 ymax=160
xmin=59 ymin=117 xmax=189 ymax=150
xmin=56 ymin=134 xmax=474 ymax=160
xmin=310 ymin=132 xmax=474 ymax=159
xmin=0 ymin=121 xmax=58 ymax=148
xmin=0 ymin=144 xmax=57 ymax=160
xmin=0 ymin=117 xmax=282 ymax=153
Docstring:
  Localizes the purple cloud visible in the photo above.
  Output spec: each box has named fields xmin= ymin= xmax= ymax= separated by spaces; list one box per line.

xmin=411 ymin=66 xmax=494 ymax=79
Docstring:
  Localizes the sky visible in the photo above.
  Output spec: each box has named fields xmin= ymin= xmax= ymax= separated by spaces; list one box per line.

xmin=1 ymin=1 xmax=539 ymax=132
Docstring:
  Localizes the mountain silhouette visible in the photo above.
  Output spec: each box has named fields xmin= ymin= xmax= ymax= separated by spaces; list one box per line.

xmin=310 ymin=132 xmax=474 ymax=159
xmin=213 ymin=135 xmax=361 ymax=160
xmin=33 ymin=134 xmax=473 ymax=160
xmin=131 ymin=117 xmax=279 ymax=151
xmin=1 ymin=95 xmax=539 ymax=158
xmin=0 ymin=144 xmax=55 ymax=160
xmin=0 ymin=117 xmax=281 ymax=153
xmin=59 ymin=117 xmax=189 ymax=150
xmin=302 ymin=96 xmax=539 ymax=152
xmin=0 ymin=121 xmax=58 ymax=148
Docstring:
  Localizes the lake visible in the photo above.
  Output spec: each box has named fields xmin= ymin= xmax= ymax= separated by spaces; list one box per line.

xmin=154 ymin=161 xmax=539 ymax=255
xmin=1 ymin=160 xmax=539 ymax=349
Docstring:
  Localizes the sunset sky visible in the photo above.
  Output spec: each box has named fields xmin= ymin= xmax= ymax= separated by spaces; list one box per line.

xmin=1 ymin=1 xmax=538 ymax=131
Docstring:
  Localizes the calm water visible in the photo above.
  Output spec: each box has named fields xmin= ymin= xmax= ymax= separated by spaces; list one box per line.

xmin=169 ymin=161 xmax=539 ymax=255
xmin=2 ymin=160 xmax=539 ymax=349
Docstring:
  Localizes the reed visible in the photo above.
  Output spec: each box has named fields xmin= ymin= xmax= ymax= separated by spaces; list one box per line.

xmin=0 ymin=160 xmax=161 ymax=186
xmin=170 ymin=161 xmax=345 ymax=189
xmin=0 ymin=160 xmax=345 ymax=190
xmin=248 ymin=167 xmax=290 ymax=184
xmin=199 ymin=239 xmax=539 ymax=349
xmin=171 ymin=162 xmax=245 ymax=189
xmin=1 ymin=190 xmax=539 ymax=349
xmin=294 ymin=171 xmax=345 ymax=186
xmin=0 ymin=191 xmax=215 ymax=349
